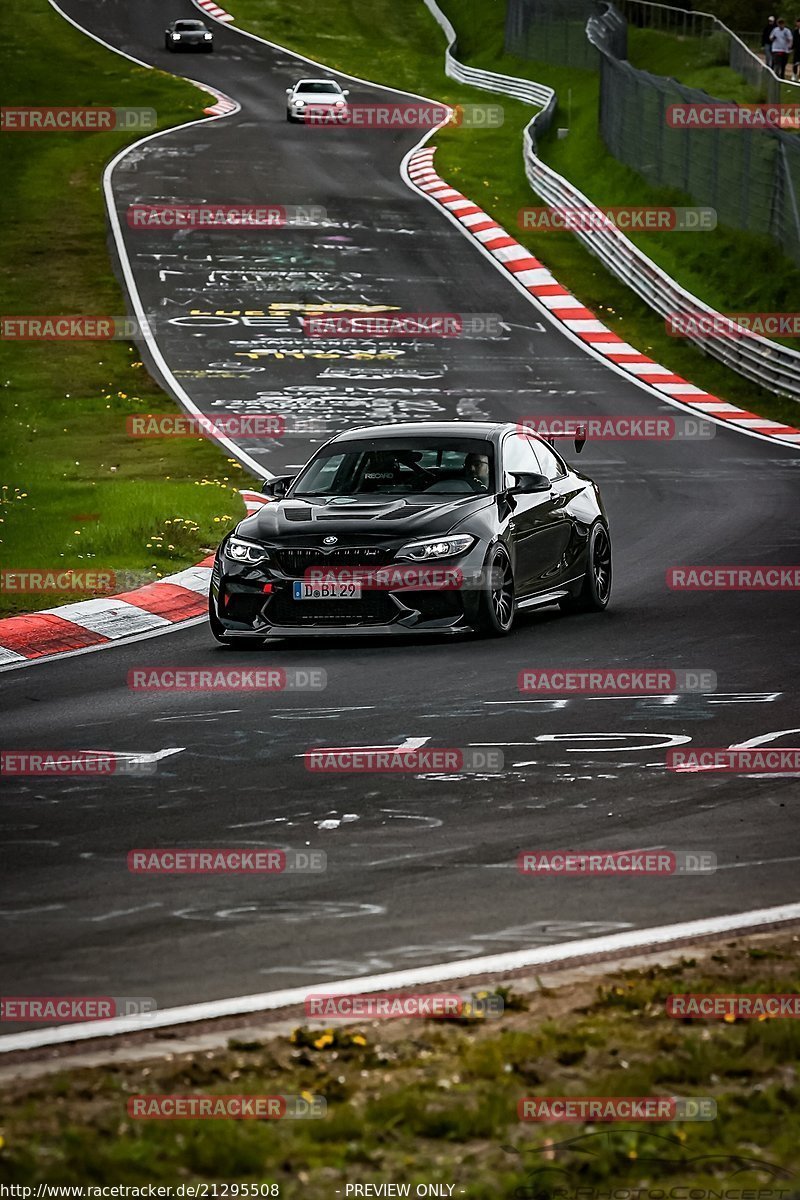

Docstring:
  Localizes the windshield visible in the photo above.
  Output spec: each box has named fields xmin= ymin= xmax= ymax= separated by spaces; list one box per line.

xmin=292 ymin=438 xmax=495 ymax=497
xmin=175 ymin=21 xmax=205 ymax=29
xmin=296 ymin=81 xmax=342 ymax=94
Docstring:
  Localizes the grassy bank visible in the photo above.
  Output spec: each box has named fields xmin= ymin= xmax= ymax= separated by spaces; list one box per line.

xmin=0 ymin=933 xmax=797 ymax=1192
xmin=0 ymin=0 xmax=252 ymax=618
xmin=224 ymin=0 xmax=799 ymax=429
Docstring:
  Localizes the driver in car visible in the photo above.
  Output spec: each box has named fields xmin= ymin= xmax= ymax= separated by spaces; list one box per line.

xmin=464 ymin=452 xmax=490 ymax=490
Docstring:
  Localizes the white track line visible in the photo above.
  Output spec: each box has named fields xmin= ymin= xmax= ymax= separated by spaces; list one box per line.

xmin=2 ymin=902 xmax=798 ymax=1052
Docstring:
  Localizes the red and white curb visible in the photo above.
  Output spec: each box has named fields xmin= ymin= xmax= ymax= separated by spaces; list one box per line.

xmin=193 ymin=0 xmax=235 ymax=24
xmin=0 ymin=490 xmax=270 ymax=667
xmin=0 ymin=559 xmax=216 ymax=668
xmin=196 ymin=82 xmax=238 ymax=117
xmin=407 ymin=147 xmax=800 ymax=449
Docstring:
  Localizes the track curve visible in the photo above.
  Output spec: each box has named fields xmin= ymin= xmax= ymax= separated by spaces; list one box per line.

xmin=1 ymin=0 xmax=799 ymax=1026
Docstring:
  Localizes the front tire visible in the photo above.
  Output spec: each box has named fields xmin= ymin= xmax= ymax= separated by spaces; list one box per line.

xmin=559 ymin=521 xmax=612 ymax=613
xmin=473 ymin=545 xmax=516 ymax=637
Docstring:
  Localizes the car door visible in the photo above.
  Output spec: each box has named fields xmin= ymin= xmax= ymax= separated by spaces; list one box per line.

xmin=529 ymin=438 xmax=580 ymax=587
xmin=500 ymin=434 xmax=566 ymax=595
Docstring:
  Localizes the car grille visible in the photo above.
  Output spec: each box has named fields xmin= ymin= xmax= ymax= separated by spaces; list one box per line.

xmin=267 ymin=592 xmax=396 ymax=627
xmin=273 ymin=547 xmax=394 ymax=574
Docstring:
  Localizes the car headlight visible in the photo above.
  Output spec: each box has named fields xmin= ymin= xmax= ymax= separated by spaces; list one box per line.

xmin=294 ymin=99 xmax=305 ymax=107
xmin=225 ymin=536 xmax=270 ymax=565
xmin=335 ymin=99 xmax=345 ymax=107
xmin=171 ymin=32 xmax=180 ymax=39
xmin=204 ymin=32 xmax=212 ymax=39
xmin=396 ymin=535 xmax=475 ymax=562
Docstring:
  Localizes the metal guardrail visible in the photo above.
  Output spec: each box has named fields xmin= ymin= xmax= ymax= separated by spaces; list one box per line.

xmin=421 ymin=0 xmax=800 ymax=402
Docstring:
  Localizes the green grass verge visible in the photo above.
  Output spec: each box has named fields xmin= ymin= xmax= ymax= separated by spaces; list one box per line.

xmin=0 ymin=934 xmax=797 ymax=1191
xmin=626 ymin=26 xmax=797 ymax=104
xmin=224 ymin=0 xmax=800 ymax=430
xmin=0 ymin=0 xmax=254 ymax=618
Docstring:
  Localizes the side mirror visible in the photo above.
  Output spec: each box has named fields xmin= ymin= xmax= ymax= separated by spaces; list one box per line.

xmin=286 ymin=87 xmax=293 ymax=95
xmin=261 ymin=474 xmax=296 ymax=498
xmin=342 ymin=89 xmax=350 ymax=97
xmin=510 ymin=472 xmax=551 ymax=494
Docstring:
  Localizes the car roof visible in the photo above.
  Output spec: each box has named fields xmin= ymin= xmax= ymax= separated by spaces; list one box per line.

xmin=294 ymin=79 xmax=342 ymax=88
xmin=329 ymin=422 xmax=520 ymax=444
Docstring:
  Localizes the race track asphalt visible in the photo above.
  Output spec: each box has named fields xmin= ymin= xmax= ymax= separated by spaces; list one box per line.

xmin=1 ymin=0 xmax=798 ymax=1022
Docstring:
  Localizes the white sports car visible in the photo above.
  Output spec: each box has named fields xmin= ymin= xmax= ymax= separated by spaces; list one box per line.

xmin=286 ymin=78 xmax=350 ymax=123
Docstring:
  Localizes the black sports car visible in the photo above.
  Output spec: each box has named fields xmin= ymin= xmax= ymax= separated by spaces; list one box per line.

xmin=164 ymin=19 xmax=214 ymax=51
xmin=209 ymin=421 xmax=611 ymax=642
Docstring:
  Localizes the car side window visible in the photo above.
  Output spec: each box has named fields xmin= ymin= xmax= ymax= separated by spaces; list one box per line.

xmin=502 ymin=435 xmax=541 ymax=489
xmin=532 ymin=440 xmax=567 ymax=481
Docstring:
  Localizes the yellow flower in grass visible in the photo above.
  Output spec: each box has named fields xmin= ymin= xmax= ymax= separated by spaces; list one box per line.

xmin=313 ymin=1030 xmax=334 ymax=1049
xmin=351 ymin=1034 xmax=367 ymax=1046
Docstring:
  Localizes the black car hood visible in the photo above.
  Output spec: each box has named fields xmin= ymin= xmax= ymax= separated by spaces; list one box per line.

xmin=237 ymin=493 xmax=491 ymax=541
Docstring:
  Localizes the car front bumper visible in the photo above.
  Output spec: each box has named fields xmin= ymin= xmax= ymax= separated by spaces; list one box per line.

xmin=210 ymin=547 xmax=487 ymax=638
xmin=289 ymin=105 xmax=349 ymax=121
xmin=169 ymin=38 xmax=213 ymax=49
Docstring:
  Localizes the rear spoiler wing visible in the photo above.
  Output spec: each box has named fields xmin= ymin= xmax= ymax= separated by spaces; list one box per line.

xmin=538 ymin=425 xmax=586 ymax=454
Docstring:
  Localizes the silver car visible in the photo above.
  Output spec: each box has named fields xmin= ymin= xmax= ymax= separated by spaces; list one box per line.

xmin=286 ymin=78 xmax=349 ymax=123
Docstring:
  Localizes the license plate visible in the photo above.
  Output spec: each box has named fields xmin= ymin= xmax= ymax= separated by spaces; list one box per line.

xmin=292 ymin=581 xmax=362 ymax=600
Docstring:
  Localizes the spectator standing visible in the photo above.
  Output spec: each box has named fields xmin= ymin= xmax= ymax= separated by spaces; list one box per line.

xmin=762 ymin=14 xmax=776 ymax=64
xmin=769 ymin=17 xmax=793 ymax=77
xmin=792 ymin=17 xmax=800 ymax=78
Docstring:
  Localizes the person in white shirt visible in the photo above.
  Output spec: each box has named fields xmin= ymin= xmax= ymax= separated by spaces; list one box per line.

xmin=769 ymin=17 xmax=793 ymax=77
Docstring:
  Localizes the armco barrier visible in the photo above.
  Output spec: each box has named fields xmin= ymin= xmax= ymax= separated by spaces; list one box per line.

xmin=422 ymin=0 xmax=800 ymax=402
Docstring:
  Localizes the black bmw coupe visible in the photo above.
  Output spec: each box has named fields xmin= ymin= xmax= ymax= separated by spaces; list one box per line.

xmin=209 ymin=422 xmax=611 ymax=642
